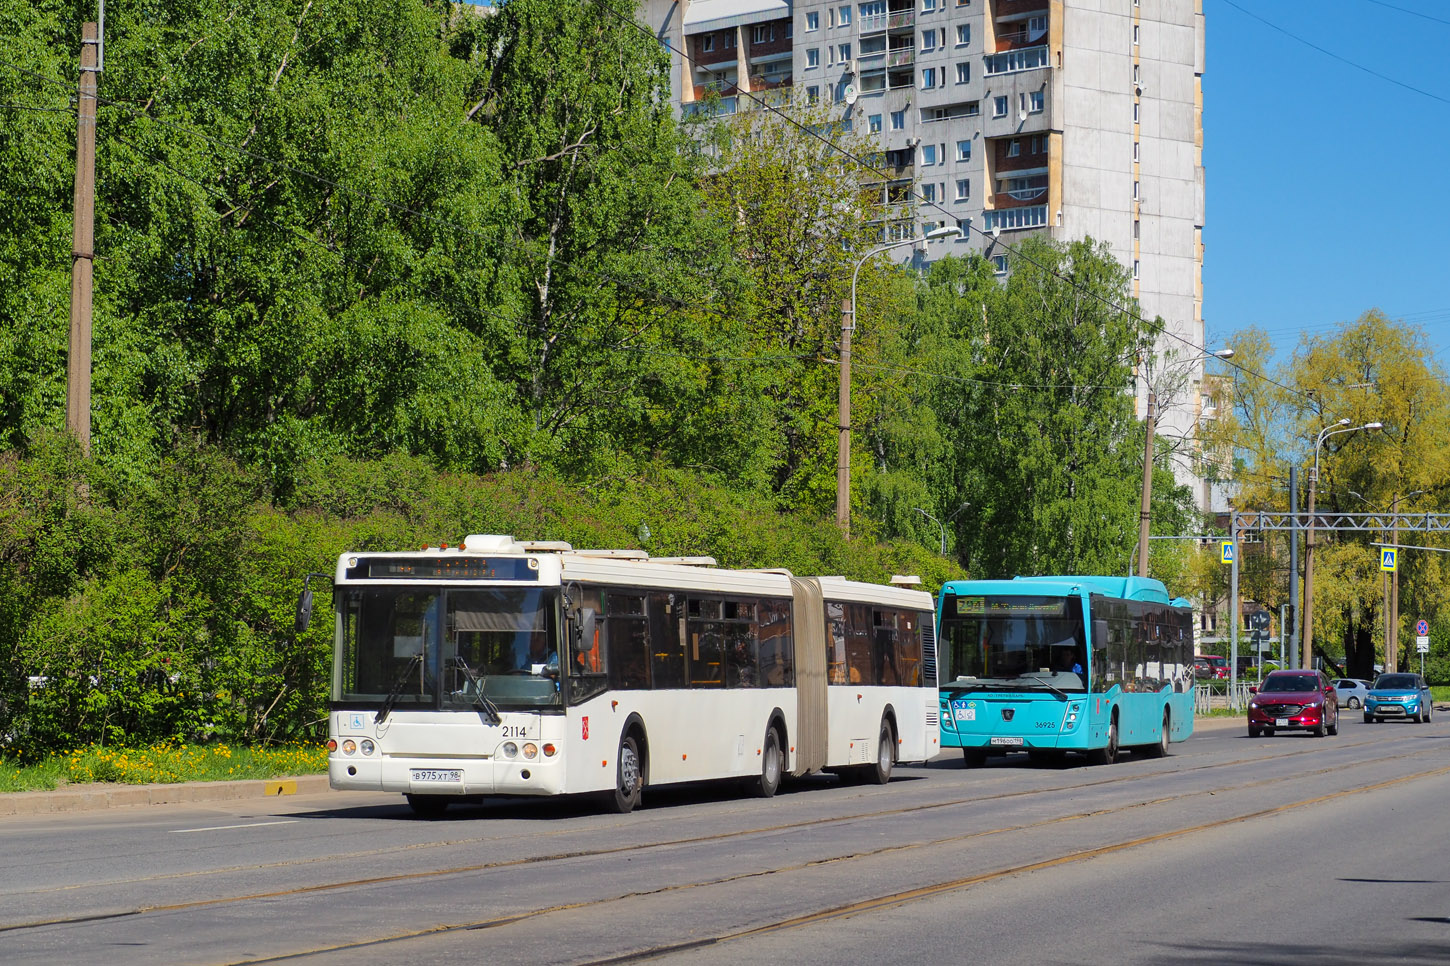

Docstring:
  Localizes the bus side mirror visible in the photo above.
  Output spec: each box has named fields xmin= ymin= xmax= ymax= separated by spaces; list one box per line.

xmin=295 ymin=588 xmax=314 ymax=634
xmin=575 ymin=608 xmax=596 ymax=652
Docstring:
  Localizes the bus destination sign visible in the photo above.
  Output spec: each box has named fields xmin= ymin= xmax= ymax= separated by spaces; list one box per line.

xmin=349 ymin=557 xmax=538 ymax=581
xmin=952 ymin=596 xmax=1068 ymax=618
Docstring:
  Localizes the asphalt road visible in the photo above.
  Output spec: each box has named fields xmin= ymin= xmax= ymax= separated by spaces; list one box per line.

xmin=4 ymin=713 xmax=1449 ymax=966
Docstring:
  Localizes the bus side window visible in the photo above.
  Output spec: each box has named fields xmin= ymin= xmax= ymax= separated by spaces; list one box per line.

xmin=845 ymin=603 xmax=873 ymax=685
xmin=606 ymin=594 xmax=650 ymax=691
xmin=758 ymin=598 xmax=794 ymax=687
xmin=650 ymin=592 xmax=687 ymax=689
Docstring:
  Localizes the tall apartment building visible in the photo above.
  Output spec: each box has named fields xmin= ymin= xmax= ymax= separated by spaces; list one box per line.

xmin=642 ymin=0 xmax=1212 ymax=505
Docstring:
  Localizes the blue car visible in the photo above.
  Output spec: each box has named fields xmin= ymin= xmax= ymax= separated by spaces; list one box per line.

xmin=1364 ymin=673 xmax=1433 ymax=724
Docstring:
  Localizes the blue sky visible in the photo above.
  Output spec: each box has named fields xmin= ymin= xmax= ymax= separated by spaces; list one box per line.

xmin=1203 ymin=0 xmax=1450 ymax=363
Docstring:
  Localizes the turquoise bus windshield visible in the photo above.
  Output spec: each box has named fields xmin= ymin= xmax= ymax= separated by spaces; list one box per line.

xmin=939 ymin=594 xmax=1087 ymax=693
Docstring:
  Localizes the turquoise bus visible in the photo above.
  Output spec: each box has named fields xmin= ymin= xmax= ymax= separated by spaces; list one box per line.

xmin=936 ymin=576 xmax=1195 ymax=766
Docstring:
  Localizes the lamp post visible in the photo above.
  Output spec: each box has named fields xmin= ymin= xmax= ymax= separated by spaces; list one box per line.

xmin=914 ymin=503 xmax=970 ymax=556
xmin=838 ymin=225 xmax=961 ymax=535
xmin=1301 ymin=419 xmax=1382 ymax=668
xmin=1136 ymin=348 xmax=1233 ymax=577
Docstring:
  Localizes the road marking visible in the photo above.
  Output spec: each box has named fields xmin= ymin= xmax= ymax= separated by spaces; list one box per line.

xmin=170 ymin=820 xmax=299 ymax=834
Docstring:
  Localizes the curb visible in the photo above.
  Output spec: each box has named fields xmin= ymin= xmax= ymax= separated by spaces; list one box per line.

xmin=0 ymin=774 xmax=332 ymax=817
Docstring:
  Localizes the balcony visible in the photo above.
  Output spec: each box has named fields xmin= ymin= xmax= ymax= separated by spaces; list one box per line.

xmin=860 ymin=12 xmax=888 ymax=33
xmin=887 ymin=48 xmax=915 ymax=68
xmin=983 ymin=45 xmax=1049 ymax=76
xmin=684 ymin=96 xmax=738 ymax=118
xmin=982 ymin=205 xmax=1048 ymax=232
xmin=887 ymin=9 xmax=915 ymax=30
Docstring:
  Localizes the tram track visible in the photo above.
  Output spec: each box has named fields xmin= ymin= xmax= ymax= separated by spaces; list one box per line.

xmin=0 ymin=724 xmax=1403 ymax=918
xmin=190 ymin=757 xmax=1450 ymax=966
xmin=3 ymin=727 xmax=1442 ymax=947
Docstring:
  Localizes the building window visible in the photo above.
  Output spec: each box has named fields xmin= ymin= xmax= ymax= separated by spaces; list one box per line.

xmin=807 ymin=48 xmax=820 ymax=69
xmin=840 ymin=5 xmax=852 ymax=25
xmin=1133 ymin=180 xmax=1140 ymax=200
xmin=829 ymin=6 xmax=837 ymax=27
xmin=1133 ymin=102 xmax=1139 ymax=122
xmin=955 ymin=178 xmax=970 ymax=201
xmin=1029 ymin=90 xmax=1043 ymax=113
xmin=922 ymin=183 xmax=937 ymax=202
xmin=890 ymin=109 xmax=905 ymax=130
xmin=1133 ymin=63 xmax=1140 ymax=84
xmin=921 ymin=67 xmax=938 ymax=89
xmin=753 ymin=25 xmax=766 ymax=44
xmin=1007 ymin=139 xmax=1020 ymax=157
xmin=955 ymin=62 xmax=969 ymax=84
xmin=786 ymin=21 xmax=793 ymax=39
xmin=1133 ymin=141 xmax=1140 ymax=162
xmin=992 ymin=254 xmax=1008 ymax=275
xmin=922 ymin=30 xmax=937 ymax=51
xmin=955 ymin=217 xmax=971 ymax=237
xmin=921 ymin=143 xmax=938 ymax=165
xmin=956 ymin=139 xmax=971 ymax=161
xmin=923 ymin=0 xmax=937 ymax=11
xmin=828 ymin=46 xmax=836 ymax=65
xmin=993 ymin=95 xmax=1008 ymax=117
xmin=807 ymin=85 xmax=820 ymax=102
xmin=840 ymin=43 xmax=852 ymax=61
xmin=1133 ymin=24 xmax=1140 ymax=45
xmin=956 ymin=24 xmax=970 ymax=46
xmin=1133 ymin=259 xmax=1140 ymax=279
xmin=869 ymin=113 xmax=882 ymax=133
xmin=702 ymin=35 xmax=714 ymax=53
xmin=1028 ymin=15 xmax=1047 ymax=40
xmin=807 ymin=11 xmax=819 ymax=31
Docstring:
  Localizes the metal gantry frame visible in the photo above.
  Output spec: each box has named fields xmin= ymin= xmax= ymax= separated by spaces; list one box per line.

xmin=1223 ymin=510 xmax=1450 ymax=705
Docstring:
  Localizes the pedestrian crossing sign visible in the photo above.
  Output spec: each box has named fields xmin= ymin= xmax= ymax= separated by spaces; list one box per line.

xmin=1220 ymin=540 xmax=1234 ymax=565
xmin=1381 ymin=548 xmax=1397 ymax=572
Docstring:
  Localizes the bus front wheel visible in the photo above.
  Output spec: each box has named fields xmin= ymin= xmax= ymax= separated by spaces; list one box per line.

xmin=1088 ymin=715 xmax=1119 ymax=766
xmin=606 ymin=734 xmax=644 ymax=814
xmin=405 ymin=794 xmax=450 ymax=819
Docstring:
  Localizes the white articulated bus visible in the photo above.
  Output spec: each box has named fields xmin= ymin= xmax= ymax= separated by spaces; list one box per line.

xmin=304 ymin=534 xmax=938 ymax=815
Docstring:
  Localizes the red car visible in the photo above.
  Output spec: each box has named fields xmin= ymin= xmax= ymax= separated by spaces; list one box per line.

xmin=1194 ymin=654 xmax=1229 ymax=680
xmin=1247 ymin=669 xmax=1339 ymax=737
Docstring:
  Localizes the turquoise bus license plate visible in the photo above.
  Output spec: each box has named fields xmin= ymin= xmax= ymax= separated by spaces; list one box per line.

xmin=989 ymin=736 xmax=1023 ymax=746
xmin=411 ymin=768 xmax=462 ymax=782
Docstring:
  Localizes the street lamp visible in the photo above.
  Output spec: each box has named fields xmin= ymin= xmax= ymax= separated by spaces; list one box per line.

xmin=1301 ymin=419 xmax=1382 ymax=668
xmin=1136 ymin=347 xmax=1233 ymax=577
xmin=914 ymin=503 xmax=970 ymax=556
xmin=837 ymin=224 xmax=961 ymax=535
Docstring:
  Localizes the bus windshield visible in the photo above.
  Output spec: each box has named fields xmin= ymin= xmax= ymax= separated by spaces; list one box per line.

xmin=340 ymin=587 xmax=562 ymax=709
xmin=939 ymin=594 xmax=1086 ymax=693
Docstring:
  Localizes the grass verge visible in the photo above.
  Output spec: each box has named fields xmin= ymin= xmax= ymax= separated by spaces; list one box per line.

xmin=0 ymin=743 xmax=327 ymax=793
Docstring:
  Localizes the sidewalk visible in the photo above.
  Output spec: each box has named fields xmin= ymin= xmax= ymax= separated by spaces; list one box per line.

xmin=0 ymin=774 xmax=332 ymax=817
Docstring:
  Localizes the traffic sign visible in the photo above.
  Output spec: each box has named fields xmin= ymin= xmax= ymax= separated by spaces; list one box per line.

xmin=1220 ymin=540 xmax=1235 ymax=565
xmin=1417 ymin=637 xmax=1430 ymax=654
xmin=1380 ymin=548 xmax=1397 ymax=572
xmin=1417 ymin=619 xmax=1429 ymax=637
xmin=1249 ymin=611 xmax=1271 ymax=630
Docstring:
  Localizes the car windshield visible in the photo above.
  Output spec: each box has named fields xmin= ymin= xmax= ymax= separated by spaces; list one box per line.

xmin=1374 ymin=674 xmax=1418 ymax=690
xmin=1261 ymin=674 xmax=1318 ymax=693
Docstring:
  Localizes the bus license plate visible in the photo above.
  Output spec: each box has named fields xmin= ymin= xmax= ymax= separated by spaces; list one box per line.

xmin=989 ymin=736 xmax=1023 ymax=746
xmin=411 ymin=768 xmax=462 ymax=783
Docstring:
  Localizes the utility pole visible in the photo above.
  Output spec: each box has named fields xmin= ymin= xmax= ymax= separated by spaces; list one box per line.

xmin=66 ymin=20 xmax=99 ymax=455
xmin=1288 ymin=466 xmax=1299 ymax=670
xmin=1136 ymin=390 xmax=1156 ymax=577
xmin=836 ymin=297 xmax=852 ymax=537
xmin=1390 ymin=492 xmax=1402 ymax=672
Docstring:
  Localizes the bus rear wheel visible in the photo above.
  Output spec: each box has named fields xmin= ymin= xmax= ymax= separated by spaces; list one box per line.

xmin=962 ymin=748 xmax=987 ymax=767
xmin=861 ymin=719 xmax=895 ymax=785
xmin=1143 ymin=709 xmax=1171 ymax=758
xmin=605 ymin=734 xmax=644 ymax=814
xmin=749 ymin=727 xmax=784 ymax=798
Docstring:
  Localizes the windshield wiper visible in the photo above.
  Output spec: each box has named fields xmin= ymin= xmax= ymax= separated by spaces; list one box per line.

xmin=376 ymin=653 xmax=422 ymax=725
xmin=446 ymin=656 xmax=502 ymax=725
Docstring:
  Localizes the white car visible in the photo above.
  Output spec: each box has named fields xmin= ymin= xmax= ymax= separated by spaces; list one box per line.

xmin=1332 ymin=678 xmax=1373 ymax=710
